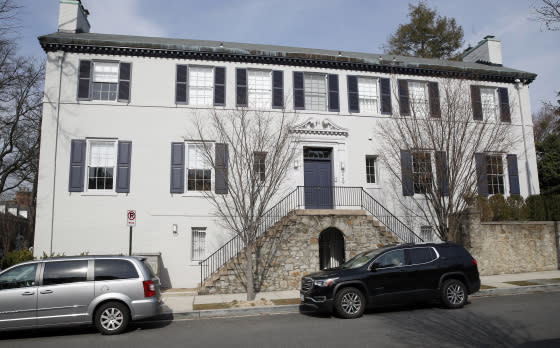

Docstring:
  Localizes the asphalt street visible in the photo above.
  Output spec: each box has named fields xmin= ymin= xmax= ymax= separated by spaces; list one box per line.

xmin=1 ymin=291 xmax=560 ymax=348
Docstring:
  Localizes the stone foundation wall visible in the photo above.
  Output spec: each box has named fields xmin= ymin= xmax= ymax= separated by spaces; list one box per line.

xmin=454 ymin=210 xmax=559 ymax=276
xmin=200 ymin=209 xmax=399 ymax=294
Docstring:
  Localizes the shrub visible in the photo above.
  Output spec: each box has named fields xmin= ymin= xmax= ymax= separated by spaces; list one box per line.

xmin=476 ymin=196 xmax=492 ymax=221
xmin=526 ymin=195 xmax=547 ymax=221
xmin=488 ymin=194 xmax=508 ymax=221
xmin=41 ymin=251 xmax=66 ymax=259
xmin=543 ymin=195 xmax=560 ymax=221
xmin=1 ymin=249 xmax=34 ymax=269
xmin=506 ymin=195 xmax=528 ymax=220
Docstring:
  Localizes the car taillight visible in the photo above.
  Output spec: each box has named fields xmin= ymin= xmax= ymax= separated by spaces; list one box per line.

xmin=472 ymin=259 xmax=478 ymax=267
xmin=143 ymin=280 xmax=156 ymax=297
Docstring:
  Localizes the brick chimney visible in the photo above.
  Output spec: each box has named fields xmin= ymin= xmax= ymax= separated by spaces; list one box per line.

xmin=58 ymin=0 xmax=90 ymax=33
xmin=462 ymin=35 xmax=502 ymax=66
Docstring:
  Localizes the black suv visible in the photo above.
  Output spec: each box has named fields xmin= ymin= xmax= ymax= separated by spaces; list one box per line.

xmin=300 ymin=243 xmax=480 ymax=318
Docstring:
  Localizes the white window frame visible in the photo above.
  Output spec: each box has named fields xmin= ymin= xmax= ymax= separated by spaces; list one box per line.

xmin=248 ymin=69 xmax=272 ymax=109
xmin=191 ymin=227 xmax=207 ymax=262
xmin=304 ymin=73 xmax=327 ymax=111
xmin=420 ymin=226 xmax=433 ymax=242
xmin=91 ymin=61 xmax=119 ymax=101
xmin=408 ymin=80 xmax=428 ymax=117
xmin=365 ymin=155 xmax=379 ymax=187
xmin=357 ymin=77 xmax=379 ymax=114
xmin=480 ymin=87 xmax=498 ymax=121
xmin=186 ymin=142 xmax=213 ymax=193
xmin=486 ymin=153 xmax=506 ymax=196
xmin=188 ymin=66 xmax=214 ymax=106
xmin=412 ymin=151 xmax=433 ymax=195
xmin=84 ymin=139 xmax=118 ymax=193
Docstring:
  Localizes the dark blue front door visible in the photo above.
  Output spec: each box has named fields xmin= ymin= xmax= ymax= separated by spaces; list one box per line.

xmin=304 ymin=148 xmax=333 ymax=209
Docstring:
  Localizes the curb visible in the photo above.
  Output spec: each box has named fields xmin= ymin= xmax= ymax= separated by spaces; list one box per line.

xmin=152 ymin=284 xmax=560 ymax=321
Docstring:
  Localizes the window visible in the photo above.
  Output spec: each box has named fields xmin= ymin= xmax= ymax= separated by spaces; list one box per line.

xmin=365 ymin=155 xmax=377 ymax=184
xmin=0 ymin=263 xmax=37 ymax=290
xmin=92 ymin=61 xmax=119 ymax=101
xmin=409 ymin=81 xmax=428 ymax=116
xmin=412 ymin=152 xmax=432 ymax=194
xmin=94 ymin=259 xmax=139 ymax=281
xmin=254 ymin=152 xmax=266 ymax=181
xmin=248 ymin=70 xmax=272 ymax=109
xmin=187 ymin=144 xmax=211 ymax=191
xmin=189 ymin=66 xmax=213 ymax=106
xmin=43 ymin=261 xmax=88 ymax=286
xmin=487 ymin=155 xmax=504 ymax=195
xmin=304 ymin=73 xmax=327 ymax=111
xmin=358 ymin=77 xmax=378 ymax=113
xmin=420 ymin=226 xmax=433 ymax=242
xmin=409 ymin=247 xmax=436 ymax=264
xmin=480 ymin=87 xmax=497 ymax=120
xmin=87 ymin=140 xmax=116 ymax=191
xmin=375 ymin=250 xmax=405 ymax=268
xmin=191 ymin=227 xmax=206 ymax=261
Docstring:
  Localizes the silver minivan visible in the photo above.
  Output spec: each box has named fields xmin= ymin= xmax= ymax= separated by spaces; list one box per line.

xmin=0 ymin=256 xmax=161 ymax=335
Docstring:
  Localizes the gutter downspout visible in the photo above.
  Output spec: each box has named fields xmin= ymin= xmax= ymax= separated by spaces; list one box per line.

xmin=514 ymin=79 xmax=533 ymax=196
xmin=49 ymin=51 xmax=65 ymax=254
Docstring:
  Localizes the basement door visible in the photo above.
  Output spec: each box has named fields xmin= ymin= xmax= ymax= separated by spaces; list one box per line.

xmin=303 ymin=147 xmax=333 ymax=209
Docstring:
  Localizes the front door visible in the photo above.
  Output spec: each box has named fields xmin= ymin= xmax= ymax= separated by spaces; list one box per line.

xmin=303 ymin=147 xmax=333 ymax=209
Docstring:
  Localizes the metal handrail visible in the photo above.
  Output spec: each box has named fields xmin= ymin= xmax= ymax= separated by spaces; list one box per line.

xmin=199 ymin=186 xmax=424 ymax=285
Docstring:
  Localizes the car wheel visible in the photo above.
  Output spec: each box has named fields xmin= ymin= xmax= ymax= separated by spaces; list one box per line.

xmin=441 ymin=279 xmax=468 ymax=309
xmin=334 ymin=287 xmax=365 ymax=319
xmin=94 ymin=301 xmax=130 ymax=335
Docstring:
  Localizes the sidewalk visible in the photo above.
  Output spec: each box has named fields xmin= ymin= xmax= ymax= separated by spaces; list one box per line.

xmin=159 ymin=270 xmax=560 ymax=318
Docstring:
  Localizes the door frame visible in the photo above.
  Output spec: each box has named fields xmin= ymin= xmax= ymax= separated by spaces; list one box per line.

xmin=303 ymin=147 xmax=334 ymax=209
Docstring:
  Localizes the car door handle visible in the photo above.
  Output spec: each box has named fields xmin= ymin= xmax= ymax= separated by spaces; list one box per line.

xmin=399 ymin=269 xmax=406 ymax=272
xmin=40 ymin=290 xmax=53 ymax=294
xmin=22 ymin=291 xmax=35 ymax=296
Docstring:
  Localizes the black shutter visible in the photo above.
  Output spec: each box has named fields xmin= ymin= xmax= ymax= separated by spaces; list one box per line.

xmin=272 ymin=70 xmax=284 ymax=108
xmin=170 ymin=142 xmax=185 ymax=193
xmin=475 ymin=153 xmax=488 ymax=196
xmin=398 ymin=79 xmax=410 ymax=116
xmin=214 ymin=67 xmax=226 ymax=106
xmin=347 ymin=75 xmax=359 ymax=113
xmin=116 ymin=141 xmax=132 ymax=193
xmin=428 ymin=82 xmax=441 ymax=117
xmin=236 ymin=68 xmax=247 ymax=107
xmin=117 ymin=62 xmax=131 ymax=103
xmin=400 ymin=150 xmax=414 ymax=196
xmin=175 ymin=65 xmax=188 ymax=104
xmin=380 ymin=78 xmax=392 ymax=114
xmin=293 ymin=72 xmax=305 ymax=110
xmin=498 ymin=87 xmax=511 ymax=122
xmin=69 ymin=139 xmax=86 ymax=192
xmin=507 ymin=154 xmax=520 ymax=195
xmin=327 ymin=74 xmax=340 ymax=112
xmin=435 ymin=151 xmax=449 ymax=196
xmin=471 ymin=86 xmax=483 ymax=120
xmin=77 ymin=60 xmax=91 ymax=100
xmin=215 ymin=143 xmax=228 ymax=194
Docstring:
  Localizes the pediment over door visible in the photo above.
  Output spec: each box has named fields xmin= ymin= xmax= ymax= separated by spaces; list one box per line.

xmin=291 ymin=117 xmax=348 ymax=137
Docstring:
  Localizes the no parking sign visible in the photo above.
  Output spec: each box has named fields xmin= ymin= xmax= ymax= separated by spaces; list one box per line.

xmin=127 ymin=210 xmax=136 ymax=226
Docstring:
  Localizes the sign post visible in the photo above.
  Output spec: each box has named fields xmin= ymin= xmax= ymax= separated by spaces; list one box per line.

xmin=127 ymin=210 xmax=136 ymax=256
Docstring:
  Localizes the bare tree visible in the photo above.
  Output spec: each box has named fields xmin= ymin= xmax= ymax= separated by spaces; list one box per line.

xmin=379 ymin=79 xmax=517 ymax=241
xmin=192 ymin=108 xmax=298 ymax=300
xmin=532 ymin=0 xmax=560 ymax=31
xmin=532 ymin=95 xmax=560 ymax=143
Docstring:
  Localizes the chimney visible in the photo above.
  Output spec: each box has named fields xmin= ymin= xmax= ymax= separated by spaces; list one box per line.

xmin=58 ymin=0 xmax=90 ymax=33
xmin=462 ymin=35 xmax=502 ymax=66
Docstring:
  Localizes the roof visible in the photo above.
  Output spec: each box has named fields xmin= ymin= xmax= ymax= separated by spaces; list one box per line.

xmin=38 ymin=32 xmax=537 ymax=84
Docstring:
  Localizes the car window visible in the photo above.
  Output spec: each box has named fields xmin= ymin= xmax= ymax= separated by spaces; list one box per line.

xmin=340 ymin=249 xmax=386 ymax=269
xmin=141 ymin=259 xmax=156 ymax=279
xmin=408 ymin=247 xmax=436 ymax=265
xmin=375 ymin=250 xmax=405 ymax=268
xmin=0 ymin=263 xmax=38 ymax=290
xmin=95 ymin=259 xmax=139 ymax=281
xmin=43 ymin=261 xmax=88 ymax=285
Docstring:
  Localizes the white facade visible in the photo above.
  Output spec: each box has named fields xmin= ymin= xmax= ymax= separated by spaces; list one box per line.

xmin=34 ymin=3 xmax=539 ymax=288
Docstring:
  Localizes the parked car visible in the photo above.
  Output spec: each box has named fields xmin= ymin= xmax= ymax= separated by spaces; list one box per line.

xmin=0 ymin=256 xmax=161 ymax=334
xmin=300 ymin=242 xmax=480 ymax=318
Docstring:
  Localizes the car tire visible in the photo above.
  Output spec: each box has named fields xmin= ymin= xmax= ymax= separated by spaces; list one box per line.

xmin=94 ymin=301 xmax=130 ymax=335
xmin=334 ymin=287 xmax=365 ymax=319
xmin=441 ymin=279 xmax=468 ymax=309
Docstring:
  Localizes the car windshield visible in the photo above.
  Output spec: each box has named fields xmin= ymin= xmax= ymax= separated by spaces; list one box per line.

xmin=340 ymin=249 xmax=386 ymax=269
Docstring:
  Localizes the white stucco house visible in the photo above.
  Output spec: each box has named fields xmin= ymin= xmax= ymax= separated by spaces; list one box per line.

xmin=34 ymin=1 xmax=539 ymax=288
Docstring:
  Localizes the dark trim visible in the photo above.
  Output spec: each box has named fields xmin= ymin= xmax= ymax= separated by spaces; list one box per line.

xmin=41 ymin=42 xmax=536 ymax=84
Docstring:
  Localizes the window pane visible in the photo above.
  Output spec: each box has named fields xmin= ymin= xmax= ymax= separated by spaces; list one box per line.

xmin=366 ymin=155 xmax=376 ymax=184
xmin=481 ymin=88 xmax=497 ymax=120
xmin=187 ymin=144 xmax=211 ymax=191
xmin=43 ymin=261 xmax=88 ymax=285
xmin=248 ymin=70 xmax=272 ymax=109
xmin=304 ymin=73 xmax=326 ymax=111
xmin=0 ymin=264 xmax=37 ymax=290
xmin=358 ymin=77 xmax=378 ymax=113
xmin=93 ymin=62 xmax=119 ymax=83
xmin=95 ymin=259 xmax=139 ymax=281
xmin=412 ymin=152 xmax=432 ymax=194
xmin=487 ymin=155 xmax=504 ymax=195
xmin=375 ymin=250 xmax=405 ymax=268
xmin=189 ymin=66 xmax=213 ymax=106
xmin=89 ymin=142 xmax=115 ymax=167
xmin=409 ymin=81 xmax=427 ymax=116
xmin=192 ymin=227 xmax=206 ymax=261
xmin=409 ymin=247 xmax=435 ymax=264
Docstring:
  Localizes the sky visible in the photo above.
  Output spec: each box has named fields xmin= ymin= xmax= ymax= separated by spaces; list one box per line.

xmin=15 ymin=0 xmax=559 ymax=113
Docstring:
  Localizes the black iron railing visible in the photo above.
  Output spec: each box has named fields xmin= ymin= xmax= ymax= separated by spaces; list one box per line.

xmin=199 ymin=186 xmax=424 ymax=284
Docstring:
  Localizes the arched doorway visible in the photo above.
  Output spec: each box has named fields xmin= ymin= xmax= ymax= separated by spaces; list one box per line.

xmin=319 ymin=228 xmax=345 ymax=270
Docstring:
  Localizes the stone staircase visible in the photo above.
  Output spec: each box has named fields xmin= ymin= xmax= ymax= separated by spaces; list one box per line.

xmin=198 ymin=209 xmax=399 ymax=295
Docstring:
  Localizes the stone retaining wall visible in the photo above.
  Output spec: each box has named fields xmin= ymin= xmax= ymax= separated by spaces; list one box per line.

xmin=199 ymin=209 xmax=399 ymax=294
xmin=454 ymin=210 xmax=559 ymax=276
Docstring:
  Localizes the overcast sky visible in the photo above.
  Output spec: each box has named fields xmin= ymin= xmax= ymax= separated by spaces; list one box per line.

xmin=16 ymin=0 xmax=559 ymax=113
